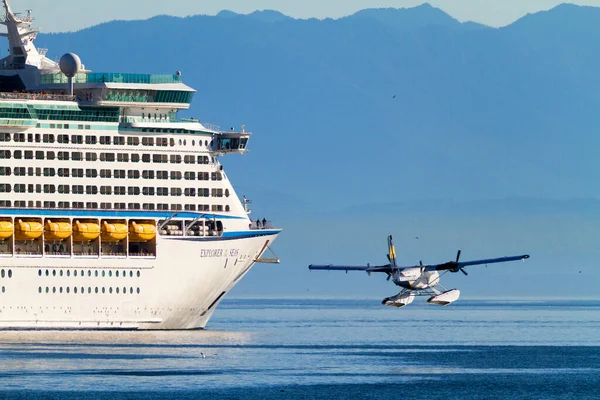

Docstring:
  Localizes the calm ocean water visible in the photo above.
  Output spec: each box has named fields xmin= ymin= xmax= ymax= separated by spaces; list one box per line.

xmin=0 ymin=299 xmax=599 ymax=399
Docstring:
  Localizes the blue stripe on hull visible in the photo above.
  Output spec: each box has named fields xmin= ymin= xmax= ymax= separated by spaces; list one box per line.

xmin=0 ymin=208 xmax=245 ymax=220
xmin=162 ymin=230 xmax=281 ymax=241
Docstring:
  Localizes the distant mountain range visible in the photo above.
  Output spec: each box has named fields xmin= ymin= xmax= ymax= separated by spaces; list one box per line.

xmin=35 ymin=3 xmax=600 ymax=217
xmin=29 ymin=3 xmax=600 ymax=297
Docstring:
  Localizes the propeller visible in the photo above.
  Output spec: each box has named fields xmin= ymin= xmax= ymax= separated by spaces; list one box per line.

xmin=455 ymin=250 xmax=468 ymax=276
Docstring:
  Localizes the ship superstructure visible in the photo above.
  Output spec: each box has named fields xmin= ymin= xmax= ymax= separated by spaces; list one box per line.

xmin=0 ymin=0 xmax=280 ymax=329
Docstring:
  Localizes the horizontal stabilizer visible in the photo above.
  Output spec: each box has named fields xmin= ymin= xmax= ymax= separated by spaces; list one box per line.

xmin=308 ymin=264 xmax=392 ymax=273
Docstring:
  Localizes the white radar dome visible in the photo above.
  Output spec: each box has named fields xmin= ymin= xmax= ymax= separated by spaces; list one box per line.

xmin=59 ymin=53 xmax=82 ymax=78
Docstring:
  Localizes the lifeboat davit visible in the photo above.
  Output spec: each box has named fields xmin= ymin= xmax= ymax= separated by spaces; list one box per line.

xmin=72 ymin=220 xmax=100 ymax=241
xmin=0 ymin=220 xmax=13 ymax=240
xmin=101 ymin=221 xmax=128 ymax=242
xmin=128 ymin=222 xmax=156 ymax=242
xmin=15 ymin=219 xmax=43 ymax=241
xmin=44 ymin=220 xmax=73 ymax=241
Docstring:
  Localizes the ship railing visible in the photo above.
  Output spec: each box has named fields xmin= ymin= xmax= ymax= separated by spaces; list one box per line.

xmin=15 ymin=251 xmax=42 ymax=257
xmin=100 ymin=252 xmax=127 ymax=258
xmin=72 ymin=252 xmax=99 ymax=258
xmin=129 ymin=252 xmax=156 ymax=258
xmin=45 ymin=252 xmax=71 ymax=257
xmin=250 ymin=220 xmax=275 ymax=230
xmin=122 ymin=117 xmax=202 ymax=124
xmin=0 ymin=92 xmax=76 ymax=102
xmin=202 ymin=123 xmax=221 ymax=132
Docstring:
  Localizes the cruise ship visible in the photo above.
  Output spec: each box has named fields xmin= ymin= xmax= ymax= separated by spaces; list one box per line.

xmin=0 ymin=0 xmax=281 ymax=329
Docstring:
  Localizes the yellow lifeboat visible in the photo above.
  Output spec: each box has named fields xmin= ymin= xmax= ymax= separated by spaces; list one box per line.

xmin=15 ymin=219 xmax=43 ymax=241
xmin=44 ymin=220 xmax=72 ymax=241
xmin=0 ymin=220 xmax=13 ymax=240
xmin=72 ymin=220 xmax=100 ymax=242
xmin=101 ymin=221 xmax=128 ymax=242
xmin=128 ymin=222 xmax=156 ymax=242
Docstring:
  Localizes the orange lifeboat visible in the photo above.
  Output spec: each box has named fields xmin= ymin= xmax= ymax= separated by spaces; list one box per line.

xmin=101 ymin=221 xmax=127 ymax=242
xmin=0 ymin=220 xmax=13 ymax=240
xmin=73 ymin=220 xmax=100 ymax=242
xmin=44 ymin=220 xmax=72 ymax=241
xmin=128 ymin=222 xmax=156 ymax=242
xmin=15 ymin=219 xmax=43 ymax=241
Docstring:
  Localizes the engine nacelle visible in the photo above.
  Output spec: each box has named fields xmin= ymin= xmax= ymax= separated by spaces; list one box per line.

xmin=427 ymin=289 xmax=460 ymax=306
xmin=382 ymin=292 xmax=415 ymax=308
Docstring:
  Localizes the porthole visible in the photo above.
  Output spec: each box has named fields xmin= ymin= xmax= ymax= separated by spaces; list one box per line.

xmin=45 ymin=287 xmax=49 ymax=293
xmin=116 ymin=287 xmax=119 ymax=294
xmin=109 ymin=271 xmax=112 ymax=277
xmin=123 ymin=287 xmax=126 ymax=294
xmin=74 ymin=287 xmax=78 ymax=294
xmin=38 ymin=270 xmax=42 ymax=277
xmin=192 ymin=140 xmax=195 ymax=146
xmin=95 ymin=287 xmax=98 ymax=294
xmin=205 ymin=140 xmax=208 ymax=146
xmin=130 ymin=271 xmax=133 ymax=278
xmin=109 ymin=287 xmax=113 ymax=294
xmin=178 ymin=139 xmax=182 ymax=146
xmin=53 ymin=270 xmax=56 ymax=277
xmin=2 ymin=287 xmax=4 ymax=293
xmin=67 ymin=270 xmax=70 ymax=277
xmin=66 ymin=287 xmax=70 ymax=294
xmin=53 ymin=287 xmax=56 ymax=293
xmin=102 ymin=271 xmax=105 ymax=277
xmin=130 ymin=287 xmax=133 ymax=294
xmin=1 ymin=270 xmax=4 ymax=278
xmin=102 ymin=287 xmax=105 ymax=294
xmin=88 ymin=287 xmax=91 ymax=294
xmin=59 ymin=287 xmax=63 ymax=293
xmin=46 ymin=270 xmax=49 ymax=276
xmin=88 ymin=270 xmax=92 ymax=277
xmin=81 ymin=287 xmax=84 ymax=294
xmin=95 ymin=271 xmax=98 ymax=277
xmin=137 ymin=271 xmax=140 ymax=278
xmin=74 ymin=270 xmax=77 ymax=277
xmin=137 ymin=287 xmax=140 ymax=294
xmin=8 ymin=270 xmax=11 ymax=278
xmin=38 ymin=287 xmax=42 ymax=293
xmin=81 ymin=270 xmax=84 ymax=277
xmin=183 ymin=140 xmax=187 ymax=146
xmin=60 ymin=270 xmax=63 ymax=277
xmin=116 ymin=271 xmax=119 ymax=277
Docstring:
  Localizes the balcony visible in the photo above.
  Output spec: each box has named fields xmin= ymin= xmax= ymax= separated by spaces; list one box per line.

xmin=41 ymin=72 xmax=183 ymax=85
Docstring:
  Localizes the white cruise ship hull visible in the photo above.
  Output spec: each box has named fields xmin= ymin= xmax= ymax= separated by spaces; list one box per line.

xmin=0 ymin=230 xmax=279 ymax=330
xmin=0 ymin=0 xmax=283 ymax=330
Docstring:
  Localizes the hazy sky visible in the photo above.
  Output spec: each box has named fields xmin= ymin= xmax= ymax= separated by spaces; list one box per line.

xmin=7 ymin=0 xmax=600 ymax=32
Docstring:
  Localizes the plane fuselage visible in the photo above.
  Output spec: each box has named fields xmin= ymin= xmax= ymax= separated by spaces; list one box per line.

xmin=393 ymin=268 xmax=440 ymax=290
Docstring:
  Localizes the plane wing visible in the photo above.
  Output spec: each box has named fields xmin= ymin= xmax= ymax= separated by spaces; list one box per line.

xmin=308 ymin=264 xmax=393 ymax=273
xmin=424 ymin=254 xmax=530 ymax=272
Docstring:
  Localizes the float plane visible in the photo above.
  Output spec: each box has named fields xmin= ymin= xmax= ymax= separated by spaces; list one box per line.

xmin=308 ymin=235 xmax=529 ymax=308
